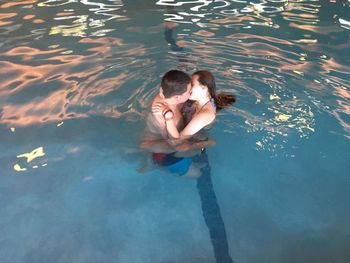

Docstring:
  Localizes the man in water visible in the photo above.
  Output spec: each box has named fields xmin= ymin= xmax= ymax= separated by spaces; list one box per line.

xmin=149 ymin=70 xmax=191 ymax=141
xmin=140 ymin=70 xmax=191 ymax=152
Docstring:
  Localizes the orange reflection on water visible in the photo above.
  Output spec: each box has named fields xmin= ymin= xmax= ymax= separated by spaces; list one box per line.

xmin=193 ymin=30 xmax=215 ymax=37
xmin=70 ymin=72 xmax=129 ymax=105
xmin=278 ymin=60 xmax=313 ymax=75
xmin=225 ymin=33 xmax=294 ymax=46
xmin=23 ymin=14 xmax=35 ymax=20
xmin=0 ymin=44 xmax=103 ymax=96
xmin=283 ymin=12 xmax=319 ymax=20
xmin=56 ymin=12 xmax=75 ymax=17
xmin=33 ymin=19 xmax=45 ymax=24
xmin=334 ymin=87 xmax=350 ymax=100
xmin=333 ymin=110 xmax=350 ymax=133
xmin=211 ymin=16 xmax=255 ymax=24
xmin=3 ymin=46 xmax=66 ymax=60
xmin=0 ymin=61 xmax=46 ymax=95
xmin=0 ymin=13 xmax=17 ymax=19
xmin=0 ymin=20 xmax=12 ymax=26
xmin=320 ymin=57 xmax=350 ymax=75
xmin=289 ymin=22 xmax=342 ymax=34
xmin=0 ymin=12 xmax=16 ymax=26
xmin=0 ymin=36 xmax=139 ymax=127
xmin=332 ymin=86 xmax=350 ymax=134
xmin=80 ymin=37 xmax=124 ymax=52
xmin=2 ymin=89 xmax=87 ymax=127
xmin=0 ymin=0 xmax=37 ymax=9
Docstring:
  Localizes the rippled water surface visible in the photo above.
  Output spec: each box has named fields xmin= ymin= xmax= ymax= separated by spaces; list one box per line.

xmin=1 ymin=1 xmax=350 ymax=263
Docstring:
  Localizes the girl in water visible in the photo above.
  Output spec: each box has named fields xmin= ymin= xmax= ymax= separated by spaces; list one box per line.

xmin=152 ymin=70 xmax=236 ymax=139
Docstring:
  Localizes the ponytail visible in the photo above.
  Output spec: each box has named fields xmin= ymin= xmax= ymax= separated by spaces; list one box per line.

xmin=215 ymin=93 xmax=236 ymax=110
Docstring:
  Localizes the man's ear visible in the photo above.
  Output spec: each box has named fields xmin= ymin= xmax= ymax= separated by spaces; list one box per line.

xmin=159 ymin=87 xmax=165 ymax=98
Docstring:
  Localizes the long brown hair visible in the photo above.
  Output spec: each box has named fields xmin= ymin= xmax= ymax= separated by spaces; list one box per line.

xmin=193 ymin=70 xmax=236 ymax=110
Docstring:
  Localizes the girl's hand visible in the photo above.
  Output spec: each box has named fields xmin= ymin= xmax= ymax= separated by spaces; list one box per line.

xmin=152 ymin=102 xmax=173 ymax=120
xmin=152 ymin=102 xmax=168 ymax=115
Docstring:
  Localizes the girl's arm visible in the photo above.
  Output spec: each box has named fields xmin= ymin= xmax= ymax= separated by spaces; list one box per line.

xmin=163 ymin=117 xmax=181 ymax=139
xmin=152 ymin=102 xmax=182 ymax=139
xmin=152 ymin=102 xmax=215 ymax=139
xmin=166 ymin=110 xmax=215 ymax=139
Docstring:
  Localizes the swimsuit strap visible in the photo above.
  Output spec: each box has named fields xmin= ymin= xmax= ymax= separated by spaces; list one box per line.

xmin=199 ymin=97 xmax=215 ymax=112
xmin=210 ymin=97 xmax=216 ymax=108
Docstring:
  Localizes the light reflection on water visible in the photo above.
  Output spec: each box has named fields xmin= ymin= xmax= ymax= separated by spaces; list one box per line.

xmin=0 ymin=0 xmax=349 ymax=151
xmin=0 ymin=0 xmax=349 ymax=150
xmin=0 ymin=1 xmax=350 ymax=263
xmin=157 ymin=0 xmax=350 ymax=150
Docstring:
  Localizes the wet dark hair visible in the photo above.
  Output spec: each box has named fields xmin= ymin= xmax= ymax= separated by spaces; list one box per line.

xmin=193 ymin=70 xmax=236 ymax=110
xmin=161 ymin=70 xmax=191 ymax=98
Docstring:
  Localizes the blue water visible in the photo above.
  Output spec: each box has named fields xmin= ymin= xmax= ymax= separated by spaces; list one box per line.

xmin=1 ymin=1 xmax=350 ymax=262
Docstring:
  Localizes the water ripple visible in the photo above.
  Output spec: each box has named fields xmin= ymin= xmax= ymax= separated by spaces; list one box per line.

xmin=0 ymin=0 xmax=349 ymax=152
xmin=0 ymin=33 xmax=159 ymax=126
xmin=156 ymin=0 xmax=350 ymax=148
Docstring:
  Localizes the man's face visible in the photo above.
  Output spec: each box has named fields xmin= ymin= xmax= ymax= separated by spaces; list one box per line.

xmin=176 ymin=82 xmax=192 ymax=104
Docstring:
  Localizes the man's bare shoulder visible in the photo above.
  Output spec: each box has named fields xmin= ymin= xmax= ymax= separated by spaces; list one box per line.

xmin=151 ymin=95 xmax=166 ymax=124
xmin=151 ymin=94 xmax=163 ymax=106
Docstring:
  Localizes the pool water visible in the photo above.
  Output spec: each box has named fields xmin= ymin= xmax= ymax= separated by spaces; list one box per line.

xmin=0 ymin=1 xmax=349 ymax=262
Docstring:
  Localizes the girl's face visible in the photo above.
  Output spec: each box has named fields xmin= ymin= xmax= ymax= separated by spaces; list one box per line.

xmin=190 ymin=74 xmax=207 ymax=101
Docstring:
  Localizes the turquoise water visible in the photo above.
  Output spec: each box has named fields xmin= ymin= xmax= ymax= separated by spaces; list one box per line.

xmin=1 ymin=0 xmax=350 ymax=262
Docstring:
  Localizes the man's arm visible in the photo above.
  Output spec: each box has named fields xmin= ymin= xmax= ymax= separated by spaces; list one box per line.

xmin=139 ymin=110 xmax=177 ymax=153
xmin=139 ymin=138 xmax=175 ymax=153
xmin=174 ymin=138 xmax=216 ymax=153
